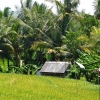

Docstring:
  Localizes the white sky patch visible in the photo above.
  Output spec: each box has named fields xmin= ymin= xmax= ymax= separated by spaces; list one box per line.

xmin=77 ymin=0 xmax=95 ymax=15
xmin=0 ymin=0 xmax=95 ymax=15
xmin=0 ymin=0 xmax=21 ymax=10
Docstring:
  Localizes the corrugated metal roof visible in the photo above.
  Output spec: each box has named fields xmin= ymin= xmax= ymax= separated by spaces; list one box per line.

xmin=40 ymin=61 xmax=70 ymax=74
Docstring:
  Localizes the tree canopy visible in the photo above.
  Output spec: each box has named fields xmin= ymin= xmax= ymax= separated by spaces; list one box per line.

xmin=0 ymin=0 xmax=100 ymax=81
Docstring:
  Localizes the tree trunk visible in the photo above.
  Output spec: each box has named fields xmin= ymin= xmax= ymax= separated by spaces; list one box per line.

xmin=15 ymin=49 xmax=20 ymax=67
xmin=7 ymin=57 xmax=10 ymax=71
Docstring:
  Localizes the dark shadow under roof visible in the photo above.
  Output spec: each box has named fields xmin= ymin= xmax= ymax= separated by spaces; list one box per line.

xmin=40 ymin=61 xmax=70 ymax=74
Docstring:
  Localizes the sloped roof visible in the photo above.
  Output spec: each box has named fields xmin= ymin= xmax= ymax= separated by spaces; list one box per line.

xmin=40 ymin=61 xmax=70 ymax=74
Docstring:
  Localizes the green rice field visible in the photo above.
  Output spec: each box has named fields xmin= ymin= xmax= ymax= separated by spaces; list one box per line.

xmin=0 ymin=73 xmax=99 ymax=100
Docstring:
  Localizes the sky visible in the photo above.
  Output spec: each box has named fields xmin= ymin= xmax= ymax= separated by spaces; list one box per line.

xmin=0 ymin=0 xmax=95 ymax=15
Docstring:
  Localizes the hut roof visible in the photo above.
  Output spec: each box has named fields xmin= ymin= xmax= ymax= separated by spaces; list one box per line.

xmin=40 ymin=61 xmax=70 ymax=74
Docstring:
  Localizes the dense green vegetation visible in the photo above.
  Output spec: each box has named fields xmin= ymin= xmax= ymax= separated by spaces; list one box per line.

xmin=0 ymin=73 xmax=99 ymax=100
xmin=0 ymin=0 xmax=100 ymax=84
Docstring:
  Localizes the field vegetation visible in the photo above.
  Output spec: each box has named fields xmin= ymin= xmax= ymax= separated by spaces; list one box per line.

xmin=0 ymin=73 xmax=99 ymax=100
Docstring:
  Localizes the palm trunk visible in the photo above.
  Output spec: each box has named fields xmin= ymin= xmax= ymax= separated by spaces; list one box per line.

xmin=15 ymin=49 xmax=20 ymax=67
xmin=7 ymin=57 xmax=10 ymax=70
xmin=62 ymin=14 xmax=70 ymax=35
xmin=62 ymin=0 xmax=71 ymax=36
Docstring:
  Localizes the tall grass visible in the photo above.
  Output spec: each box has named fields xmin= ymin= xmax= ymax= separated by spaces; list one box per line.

xmin=0 ymin=73 xmax=99 ymax=100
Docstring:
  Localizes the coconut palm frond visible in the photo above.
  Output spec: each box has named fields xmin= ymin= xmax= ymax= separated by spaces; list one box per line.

xmin=3 ymin=7 xmax=11 ymax=17
xmin=4 ymin=27 xmax=12 ymax=34
xmin=59 ymin=50 xmax=69 ymax=56
xmin=55 ymin=0 xmax=64 ymax=10
xmin=25 ymin=0 xmax=32 ymax=9
xmin=45 ymin=0 xmax=64 ymax=8
xmin=57 ymin=13 xmax=63 ymax=21
xmin=54 ymin=47 xmax=62 ymax=51
xmin=47 ymin=48 xmax=57 ymax=54
xmin=0 ymin=26 xmax=11 ymax=36
xmin=54 ymin=45 xmax=67 ymax=51
xmin=8 ymin=30 xmax=18 ymax=35
xmin=80 ymin=46 xmax=91 ymax=53
xmin=31 ymin=41 xmax=53 ymax=50
xmin=42 ymin=20 xmax=49 ymax=31
xmin=53 ymin=45 xmax=69 ymax=57
xmin=0 ymin=43 xmax=14 ymax=53
xmin=0 ymin=38 xmax=12 ymax=44
xmin=16 ymin=18 xmax=33 ymax=30
xmin=0 ymin=10 xmax=3 ymax=19
xmin=35 ymin=28 xmax=53 ymax=44
xmin=89 ymin=26 xmax=100 ymax=47
xmin=71 ymin=0 xmax=79 ymax=8
xmin=23 ymin=7 xmax=32 ymax=20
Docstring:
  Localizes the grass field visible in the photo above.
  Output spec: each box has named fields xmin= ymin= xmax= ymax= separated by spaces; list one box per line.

xmin=0 ymin=73 xmax=99 ymax=100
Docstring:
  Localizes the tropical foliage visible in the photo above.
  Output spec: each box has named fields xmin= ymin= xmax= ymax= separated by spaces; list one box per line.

xmin=0 ymin=0 xmax=100 ymax=84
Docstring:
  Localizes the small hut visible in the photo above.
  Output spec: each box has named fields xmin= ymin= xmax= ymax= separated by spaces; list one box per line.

xmin=40 ymin=61 xmax=70 ymax=77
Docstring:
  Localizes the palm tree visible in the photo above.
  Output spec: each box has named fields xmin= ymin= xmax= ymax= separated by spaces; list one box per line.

xmin=94 ymin=0 xmax=100 ymax=19
xmin=62 ymin=0 xmax=79 ymax=35
xmin=15 ymin=1 xmax=60 ymax=63
xmin=0 ymin=7 xmax=15 ymax=68
xmin=0 ymin=7 xmax=27 ymax=67
xmin=89 ymin=26 xmax=100 ymax=54
xmin=46 ymin=0 xmax=79 ymax=35
xmin=31 ymin=41 xmax=53 ymax=64
xmin=77 ymin=26 xmax=100 ymax=54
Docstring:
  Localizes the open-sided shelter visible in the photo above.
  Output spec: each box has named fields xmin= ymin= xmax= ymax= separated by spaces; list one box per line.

xmin=40 ymin=61 xmax=70 ymax=77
